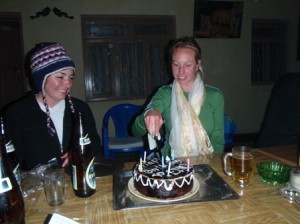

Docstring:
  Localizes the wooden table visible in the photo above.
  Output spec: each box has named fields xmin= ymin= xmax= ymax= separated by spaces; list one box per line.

xmin=25 ymin=146 xmax=300 ymax=224
xmin=254 ymin=144 xmax=298 ymax=166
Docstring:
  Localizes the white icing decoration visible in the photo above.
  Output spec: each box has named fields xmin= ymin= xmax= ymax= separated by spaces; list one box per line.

xmin=133 ymin=158 xmax=194 ymax=191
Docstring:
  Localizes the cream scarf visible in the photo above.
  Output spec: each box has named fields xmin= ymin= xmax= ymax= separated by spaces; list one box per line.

xmin=169 ymin=73 xmax=214 ymax=157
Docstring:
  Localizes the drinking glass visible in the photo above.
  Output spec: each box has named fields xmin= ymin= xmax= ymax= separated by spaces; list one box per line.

xmin=44 ymin=171 xmax=65 ymax=206
xmin=223 ymin=146 xmax=254 ymax=187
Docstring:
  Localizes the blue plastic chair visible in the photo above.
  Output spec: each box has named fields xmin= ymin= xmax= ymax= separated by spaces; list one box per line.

xmin=224 ymin=114 xmax=237 ymax=146
xmin=102 ymin=103 xmax=145 ymax=158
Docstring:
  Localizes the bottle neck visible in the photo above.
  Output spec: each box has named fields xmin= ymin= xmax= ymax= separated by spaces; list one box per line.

xmin=78 ymin=113 xmax=84 ymax=137
xmin=0 ymin=116 xmax=5 ymax=140
xmin=0 ymin=124 xmax=6 ymax=156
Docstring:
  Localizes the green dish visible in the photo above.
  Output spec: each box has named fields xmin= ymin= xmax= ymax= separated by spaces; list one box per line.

xmin=257 ymin=161 xmax=291 ymax=186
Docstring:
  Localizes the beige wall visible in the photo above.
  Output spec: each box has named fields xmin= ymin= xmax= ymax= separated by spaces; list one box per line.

xmin=1 ymin=0 xmax=300 ymax=136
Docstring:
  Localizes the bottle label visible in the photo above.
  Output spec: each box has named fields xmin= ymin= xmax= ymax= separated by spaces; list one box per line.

xmin=72 ymin=165 xmax=78 ymax=190
xmin=86 ymin=157 xmax=96 ymax=189
xmin=5 ymin=141 xmax=15 ymax=153
xmin=79 ymin=134 xmax=91 ymax=146
xmin=0 ymin=177 xmax=13 ymax=193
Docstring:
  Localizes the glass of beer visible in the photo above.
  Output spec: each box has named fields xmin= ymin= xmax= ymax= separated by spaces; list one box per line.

xmin=223 ymin=146 xmax=254 ymax=187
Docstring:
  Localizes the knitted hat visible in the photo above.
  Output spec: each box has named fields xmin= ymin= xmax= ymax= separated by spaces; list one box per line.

xmin=30 ymin=42 xmax=75 ymax=92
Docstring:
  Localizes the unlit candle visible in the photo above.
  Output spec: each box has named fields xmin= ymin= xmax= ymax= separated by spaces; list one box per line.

xmin=167 ymin=161 xmax=171 ymax=176
xmin=139 ymin=157 xmax=143 ymax=172
xmin=171 ymin=149 xmax=175 ymax=160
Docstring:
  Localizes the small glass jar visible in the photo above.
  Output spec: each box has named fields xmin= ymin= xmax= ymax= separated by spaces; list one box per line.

xmin=290 ymin=166 xmax=300 ymax=191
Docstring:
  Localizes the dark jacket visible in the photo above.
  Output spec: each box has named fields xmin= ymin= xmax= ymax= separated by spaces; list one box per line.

xmin=255 ymin=73 xmax=300 ymax=147
xmin=4 ymin=93 xmax=101 ymax=170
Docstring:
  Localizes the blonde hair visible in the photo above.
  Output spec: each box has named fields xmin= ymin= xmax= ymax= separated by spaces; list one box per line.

xmin=169 ymin=36 xmax=202 ymax=63
xmin=169 ymin=36 xmax=203 ymax=78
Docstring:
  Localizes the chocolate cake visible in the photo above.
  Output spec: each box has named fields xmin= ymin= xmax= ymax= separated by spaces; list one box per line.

xmin=132 ymin=158 xmax=194 ymax=199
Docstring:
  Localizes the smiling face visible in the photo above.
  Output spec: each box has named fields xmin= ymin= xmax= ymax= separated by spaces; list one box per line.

xmin=43 ymin=68 xmax=74 ymax=107
xmin=171 ymin=47 xmax=200 ymax=92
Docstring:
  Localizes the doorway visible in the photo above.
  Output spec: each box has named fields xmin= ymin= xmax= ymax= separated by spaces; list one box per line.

xmin=0 ymin=13 xmax=25 ymax=113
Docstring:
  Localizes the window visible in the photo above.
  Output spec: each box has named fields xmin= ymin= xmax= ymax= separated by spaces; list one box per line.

xmin=251 ymin=19 xmax=287 ymax=85
xmin=81 ymin=15 xmax=175 ymax=101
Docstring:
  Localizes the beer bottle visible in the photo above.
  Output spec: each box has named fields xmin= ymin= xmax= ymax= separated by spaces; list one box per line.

xmin=0 ymin=117 xmax=25 ymax=223
xmin=6 ymin=140 xmax=21 ymax=187
xmin=298 ymin=136 xmax=300 ymax=166
xmin=70 ymin=112 xmax=96 ymax=197
xmin=1 ymin=118 xmax=21 ymax=187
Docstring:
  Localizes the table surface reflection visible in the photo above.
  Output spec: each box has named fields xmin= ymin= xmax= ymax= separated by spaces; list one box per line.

xmin=25 ymin=145 xmax=300 ymax=224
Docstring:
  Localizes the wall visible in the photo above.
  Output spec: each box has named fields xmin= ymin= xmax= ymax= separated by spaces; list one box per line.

xmin=1 ymin=0 xmax=300 ymax=136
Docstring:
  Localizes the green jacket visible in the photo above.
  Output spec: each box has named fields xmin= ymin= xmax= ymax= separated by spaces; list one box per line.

xmin=132 ymin=84 xmax=224 ymax=154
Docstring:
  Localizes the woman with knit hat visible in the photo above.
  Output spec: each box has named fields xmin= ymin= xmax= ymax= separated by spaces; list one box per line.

xmin=4 ymin=42 xmax=101 ymax=171
xmin=132 ymin=36 xmax=224 ymax=158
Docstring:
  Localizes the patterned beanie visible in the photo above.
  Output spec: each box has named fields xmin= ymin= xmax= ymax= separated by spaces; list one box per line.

xmin=30 ymin=42 xmax=76 ymax=137
xmin=30 ymin=42 xmax=75 ymax=92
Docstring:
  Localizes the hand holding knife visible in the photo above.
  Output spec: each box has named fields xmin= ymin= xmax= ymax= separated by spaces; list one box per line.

xmin=147 ymin=124 xmax=162 ymax=158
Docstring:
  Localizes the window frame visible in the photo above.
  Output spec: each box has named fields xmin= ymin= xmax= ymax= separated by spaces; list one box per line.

xmin=81 ymin=15 xmax=176 ymax=101
xmin=251 ymin=19 xmax=287 ymax=85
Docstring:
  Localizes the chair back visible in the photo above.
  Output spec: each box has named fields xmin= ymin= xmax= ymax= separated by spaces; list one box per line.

xmin=102 ymin=103 xmax=144 ymax=158
xmin=102 ymin=103 xmax=142 ymax=137
xmin=224 ymin=114 xmax=236 ymax=145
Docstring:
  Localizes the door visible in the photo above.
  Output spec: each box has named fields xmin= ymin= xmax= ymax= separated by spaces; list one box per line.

xmin=0 ymin=13 xmax=25 ymax=112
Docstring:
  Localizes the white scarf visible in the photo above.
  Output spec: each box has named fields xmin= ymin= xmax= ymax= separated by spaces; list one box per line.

xmin=169 ymin=73 xmax=214 ymax=157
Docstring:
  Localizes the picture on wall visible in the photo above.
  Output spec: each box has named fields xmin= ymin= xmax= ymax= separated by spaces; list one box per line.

xmin=193 ymin=1 xmax=244 ymax=38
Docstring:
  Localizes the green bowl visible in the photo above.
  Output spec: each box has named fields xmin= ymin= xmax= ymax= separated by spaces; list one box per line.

xmin=257 ymin=161 xmax=291 ymax=186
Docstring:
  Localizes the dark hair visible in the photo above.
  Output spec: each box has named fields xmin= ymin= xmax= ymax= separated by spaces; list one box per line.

xmin=168 ymin=36 xmax=202 ymax=63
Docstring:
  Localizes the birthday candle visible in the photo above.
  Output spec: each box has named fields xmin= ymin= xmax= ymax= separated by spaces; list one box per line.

xmin=143 ymin=151 xmax=146 ymax=162
xmin=166 ymin=156 xmax=170 ymax=162
xmin=139 ymin=157 xmax=143 ymax=172
xmin=187 ymin=158 xmax=190 ymax=172
xmin=171 ymin=149 xmax=175 ymax=160
xmin=138 ymin=164 xmax=143 ymax=172
xmin=167 ymin=161 xmax=171 ymax=176
xmin=161 ymin=156 xmax=164 ymax=167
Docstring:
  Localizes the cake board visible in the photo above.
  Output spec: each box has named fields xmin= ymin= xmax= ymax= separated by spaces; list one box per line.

xmin=113 ymin=164 xmax=240 ymax=210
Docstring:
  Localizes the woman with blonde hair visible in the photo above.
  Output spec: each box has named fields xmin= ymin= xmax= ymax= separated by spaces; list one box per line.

xmin=132 ymin=36 xmax=224 ymax=157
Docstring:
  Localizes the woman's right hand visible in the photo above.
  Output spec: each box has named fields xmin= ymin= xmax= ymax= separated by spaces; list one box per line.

xmin=61 ymin=152 xmax=70 ymax=168
xmin=144 ymin=109 xmax=164 ymax=137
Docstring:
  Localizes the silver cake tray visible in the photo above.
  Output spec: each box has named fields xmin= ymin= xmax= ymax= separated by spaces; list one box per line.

xmin=113 ymin=164 xmax=239 ymax=210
